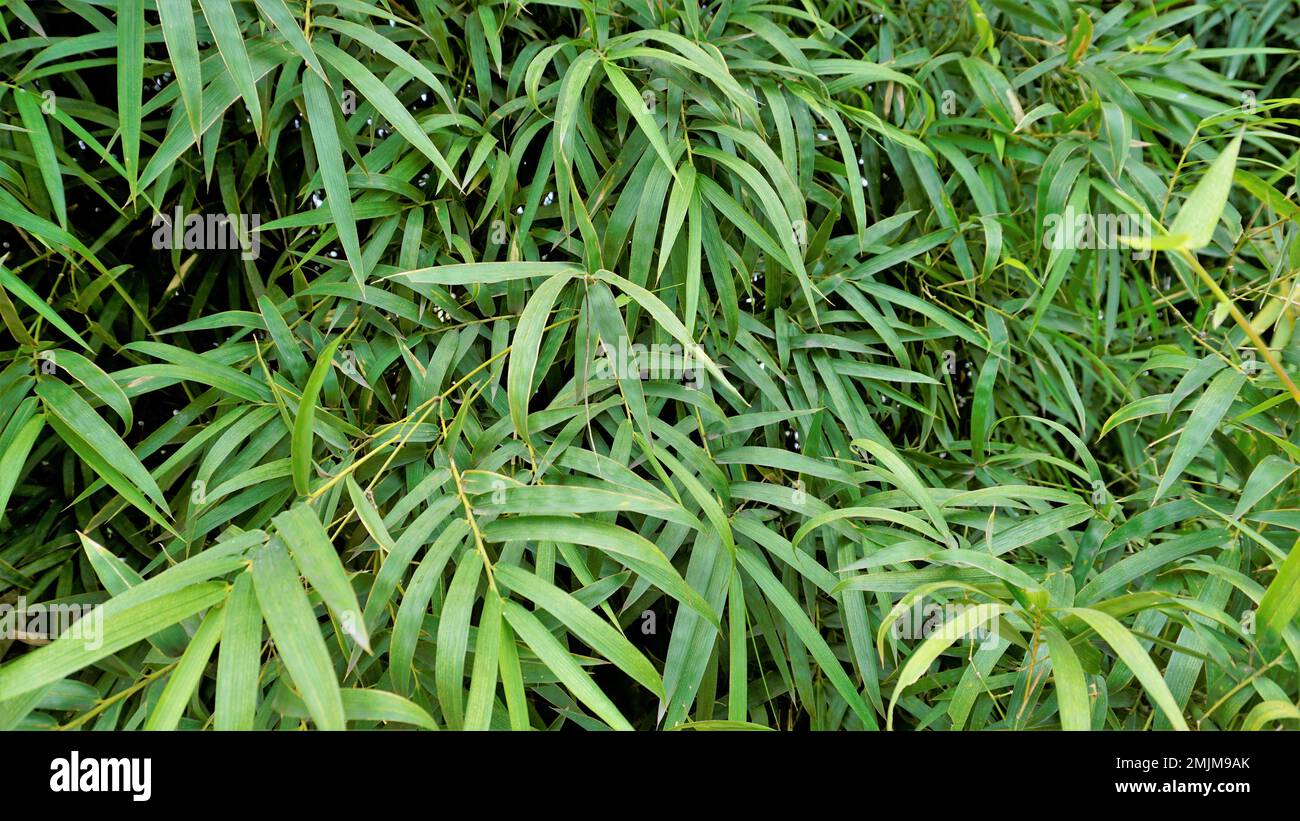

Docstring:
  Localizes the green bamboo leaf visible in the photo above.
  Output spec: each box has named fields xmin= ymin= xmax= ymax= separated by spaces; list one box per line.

xmin=116 ymin=0 xmax=144 ymax=193
xmin=851 ymin=437 xmax=952 ymax=543
xmin=273 ymin=502 xmax=369 ymax=652
xmin=1258 ymin=536 xmax=1300 ymax=648
xmin=344 ymin=476 xmax=396 ymax=554
xmin=253 ymin=0 xmax=326 ymax=79
xmin=301 ymin=70 xmax=364 ymax=284
xmin=933 ymin=549 xmax=1046 ymax=595
xmin=1154 ymin=367 xmax=1246 ymax=502
xmin=497 ymin=617 xmax=529 ymax=730
xmin=886 ymin=602 xmax=1004 ymax=729
xmin=1077 ymin=529 xmax=1227 ymax=605
xmin=668 ymin=720 xmax=776 ymax=731
xmin=0 ymin=414 xmax=42 ymax=518
xmin=14 ymin=88 xmax=65 ymax=228
xmin=78 ymin=531 xmax=189 ymax=655
xmin=1067 ymin=607 xmax=1188 ymax=730
xmin=464 ymin=593 xmax=502 ymax=730
xmin=435 ymin=548 xmax=482 ymax=730
xmin=292 ymin=336 xmax=345 ymax=496
xmin=51 ymin=350 xmax=131 ymax=430
xmin=0 ymin=582 xmax=228 ymax=701
xmin=145 ymin=604 xmax=225 ymax=730
xmin=215 ymin=571 xmax=263 ymax=731
xmin=36 ymin=379 xmax=169 ymax=513
xmin=602 ymin=61 xmax=678 ymax=180
xmin=123 ymin=341 xmax=272 ymax=402
xmin=315 ymin=42 xmax=460 ymax=189
xmin=593 ymin=269 xmax=743 ymax=404
xmin=198 ymin=0 xmax=263 ymax=135
xmin=495 ymin=564 xmax=665 ymax=698
xmin=338 ymin=689 xmax=438 ymax=730
xmin=0 ymin=189 xmax=109 ymax=274
xmin=1169 ymin=130 xmax=1244 ymax=249
xmin=484 ymin=516 xmax=718 ymax=627
xmin=1044 ymin=625 xmax=1089 ymax=730
xmin=251 ymin=536 xmax=345 ymax=731
xmin=738 ymin=546 xmax=878 ymax=729
xmin=390 ymin=520 xmax=469 ymax=695
xmin=157 ymin=0 xmax=204 ymax=139
xmin=502 ymin=599 xmax=634 ymax=730
xmin=1242 ymin=699 xmax=1300 ymax=730
xmin=1233 ymin=455 xmax=1298 ymax=518
xmin=727 ymin=572 xmax=747 ymax=723
xmin=985 ymin=504 xmax=1096 ymax=557
xmin=506 ymin=270 xmax=577 ymax=448
xmin=391 ymin=262 xmax=583 ymax=287
xmin=0 ymin=265 xmax=91 ymax=351
xmin=657 ymin=163 xmax=696 ymax=277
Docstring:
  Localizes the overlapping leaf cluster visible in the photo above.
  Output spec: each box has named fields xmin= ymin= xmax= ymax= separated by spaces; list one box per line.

xmin=0 ymin=0 xmax=1298 ymax=730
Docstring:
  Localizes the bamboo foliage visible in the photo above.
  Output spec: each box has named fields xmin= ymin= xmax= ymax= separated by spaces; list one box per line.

xmin=0 ymin=0 xmax=1298 ymax=731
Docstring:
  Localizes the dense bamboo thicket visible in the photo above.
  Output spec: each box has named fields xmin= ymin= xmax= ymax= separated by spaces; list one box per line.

xmin=1 ymin=0 xmax=1299 ymax=731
